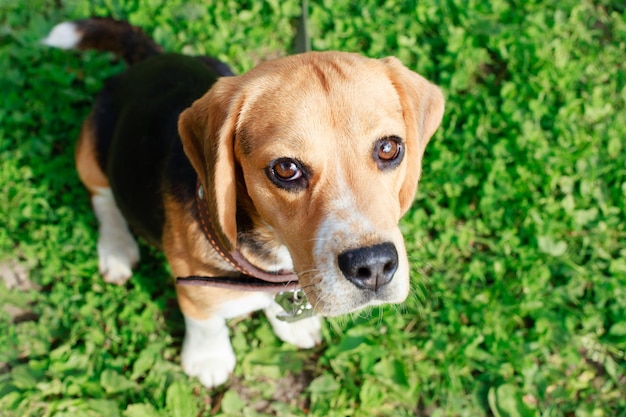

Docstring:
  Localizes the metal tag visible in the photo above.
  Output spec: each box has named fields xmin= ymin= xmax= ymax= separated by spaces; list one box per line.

xmin=275 ymin=289 xmax=315 ymax=323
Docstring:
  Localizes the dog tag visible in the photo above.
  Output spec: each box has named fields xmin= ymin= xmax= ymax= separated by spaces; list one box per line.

xmin=275 ymin=289 xmax=315 ymax=323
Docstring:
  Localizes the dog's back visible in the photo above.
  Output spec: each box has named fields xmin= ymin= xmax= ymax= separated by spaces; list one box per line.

xmin=45 ymin=18 xmax=233 ymax=245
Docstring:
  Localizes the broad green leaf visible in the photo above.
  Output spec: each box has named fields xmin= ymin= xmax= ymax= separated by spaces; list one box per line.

xmin=608 ymin=322 xmax=626 ymax=338
xmin=87 ymin=399 xmax=121 ymax=417
xmin=130 ymin=345 xmax=159 ymax=381
xmin=0 ymin=391 xmax=21 ymax=411
xmin=10 ymin=364 xmax=40 ymax=390
xmin=308 ymin=374 xmax=340 ymax=393
xmin=100 ymin=370 xmax=136 ymax=394
xmin=165 ymin=380 xmax=197 ymax=417
xmin=221 ymin=391 xmax=246 ymax=414
xmin=537 ymin=236 xmax=568 ymax=257
xmin=124 ymin=403 xmax=163 ymax=417
xmin=488 ymin=384 xmax=537 ymax=417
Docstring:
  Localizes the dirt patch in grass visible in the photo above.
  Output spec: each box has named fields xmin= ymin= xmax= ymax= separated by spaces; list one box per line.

xmin=0 ymin=260 xmax=39 ymax=324
xmin=220 ymin=371 xmax=314 ymax=415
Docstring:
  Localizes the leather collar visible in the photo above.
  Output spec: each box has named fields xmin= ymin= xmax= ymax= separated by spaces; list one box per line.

xmin=175 ymin=182 xmax=300 ymax=293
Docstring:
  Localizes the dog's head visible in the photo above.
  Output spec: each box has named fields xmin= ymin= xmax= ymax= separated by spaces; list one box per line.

xmin=179 ymin=52 xmax=444 ymax=316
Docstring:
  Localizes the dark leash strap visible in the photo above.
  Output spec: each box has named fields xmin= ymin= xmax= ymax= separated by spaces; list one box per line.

xmin=295 ymin=0 xmax=310 ymax=54
xmin=175 ymin=182 xmax=300 ymax=292
xmin=176 ymin=275 xmax=300 ymax=293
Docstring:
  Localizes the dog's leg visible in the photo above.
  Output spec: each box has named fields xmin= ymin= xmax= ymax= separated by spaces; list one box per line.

xmin=264 ymin=302 xmax=322 ymax=348
xmin=176 ymin=288 xmax=280 ymax=387
xmin=75 ymin=115 xmax=139 ymax=284
xmin=91 ymin=188 xmax=140 ymax=284
xmin=180 ymin=315 xmax=236 ymax=388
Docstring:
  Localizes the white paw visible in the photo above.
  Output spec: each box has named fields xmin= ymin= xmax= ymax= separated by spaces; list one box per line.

xmin=92 ymin=188 xmax=140 ymax=285
xmin=266 ymin=303 xmax=322 ymax=348
xmin=181 ymin=346 xmax=235 ymax=388
xmin=181 ymin=316 xmax=235 ymax=388
xmin=97 ymin=227 xmax=140 ymax=284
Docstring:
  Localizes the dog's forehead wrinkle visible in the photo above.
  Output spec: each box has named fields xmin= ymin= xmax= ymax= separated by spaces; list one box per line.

xmin=243 ymin=58 xmax=398 ymax=113
xmin=301 ymin=58 xmax=361 ymax=95
xmin=236 ymin=80 xmax=405 ymax=161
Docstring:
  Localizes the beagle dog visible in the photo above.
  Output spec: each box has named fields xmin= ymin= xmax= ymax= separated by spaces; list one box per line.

xmin=44 ymin=18 xmax=444 ymax=388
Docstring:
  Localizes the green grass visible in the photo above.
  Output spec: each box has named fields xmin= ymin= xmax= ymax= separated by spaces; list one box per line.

xmin=1 ymin=0 xmax=625 ymax=416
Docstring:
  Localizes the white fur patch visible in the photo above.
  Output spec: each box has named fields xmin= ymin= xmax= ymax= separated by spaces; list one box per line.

xmin=265 ymin=302 xmax=322 ymax=348
xmin=42 ymin=22 xmax=81 ymax=49
xmin=214 ymin=292 xmax=274 ymax=319
xmin=313 ymin=167 xmax=375 ymax=289
xmin=92 ymin=188 xmax=140 ymax=284
xmin=273 ymin=245 xmax=294 ymax=271
xmin=181 ymin=315 xmax=235 ymax=388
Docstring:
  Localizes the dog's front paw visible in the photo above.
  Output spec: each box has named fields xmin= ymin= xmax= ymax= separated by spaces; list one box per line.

xmin=181 ymin=315 xmax=236 ymax=388
xmin=266 ymin=304 xmax=322 ymax=349
xmin=97 ymin=230 xmax=140 ymax=284
xmin=181 ymin=345 xmax=235 ymax=388
xmin=92 ymin=189 xmax=140 ymax=284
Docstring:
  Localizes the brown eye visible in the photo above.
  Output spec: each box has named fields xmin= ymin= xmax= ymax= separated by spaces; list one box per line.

xmin=274 ymin=160 xmax=301 ymax=181
xmin=373 ymin=136 xmax=404 ymax=170
xmin=378 ymin=139 xmax=400 ymax=161
xmin=266 ymin=158 xmax=310 ymax=191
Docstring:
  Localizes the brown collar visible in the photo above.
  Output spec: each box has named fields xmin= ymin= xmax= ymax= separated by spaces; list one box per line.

xmin=175 ymin=182 xmax=300 ymax=293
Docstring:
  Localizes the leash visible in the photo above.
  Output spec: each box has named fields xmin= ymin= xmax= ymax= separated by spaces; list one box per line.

xmin=295 ymin=0 xmax=311 ymax=53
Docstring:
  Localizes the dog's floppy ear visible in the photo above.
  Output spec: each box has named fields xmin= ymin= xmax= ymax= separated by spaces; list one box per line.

xmin=178 ymin=77 xmax=242 ymax=250
xmin=381 ymin=57 xmax=445 ymax=215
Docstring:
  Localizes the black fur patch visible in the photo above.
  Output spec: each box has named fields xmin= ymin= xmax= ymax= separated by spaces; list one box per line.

xmin=90 ymin=53 xmax=234 ymax=245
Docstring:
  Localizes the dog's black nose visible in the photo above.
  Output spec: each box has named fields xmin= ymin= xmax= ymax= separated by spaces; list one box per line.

xmin=338 ymin=242 xmax=398 ymax=291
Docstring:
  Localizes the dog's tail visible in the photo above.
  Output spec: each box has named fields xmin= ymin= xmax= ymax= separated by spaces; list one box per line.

xmin=42 ymin=17 xmax=163 ymax=65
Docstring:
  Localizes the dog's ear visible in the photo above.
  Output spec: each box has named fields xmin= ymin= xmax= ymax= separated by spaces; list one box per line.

xmin=178 ymin=77 xmax=242 ymax=250
xmin=381 ymin=57 xmax=445 ymax=215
